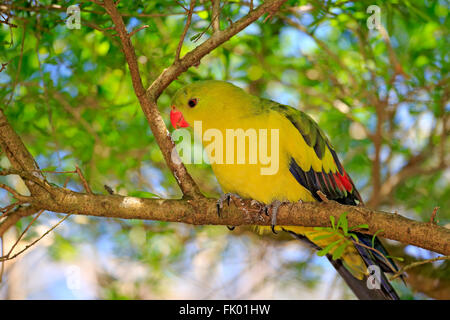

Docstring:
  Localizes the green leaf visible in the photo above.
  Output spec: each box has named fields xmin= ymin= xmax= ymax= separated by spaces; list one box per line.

xmin=349 ymin=233 xmax=360 ymax=242
xmin=386 ymin=256 xmax=404 ymax=262
xmin=349 ymin=224 xmax=369 ymax=231
xmin=339 ymin=212 xmax=349 ymax=235
xmin=42 ymin=166 xmax=58 ymax=172
xmin=317 ymin=239 xmax=343 ymax=257
xmin=332 ymin=242 xmax=349 ymax=260
xmin=190 ymin=33 xmax=203 ymax=42
xmin=330 ymin=215 xmax=336 ymax=229
xmin=128 ymin=191 xmax=160 ymax=198
xmin=372 ymin=229 xmax=384 ymax=248
xmin=313 ymin=227 xmax=330 ymax=231
xmin=311 ymin=232 xmax=336 ymax=241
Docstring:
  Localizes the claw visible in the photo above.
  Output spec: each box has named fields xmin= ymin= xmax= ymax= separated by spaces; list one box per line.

xmin=265 ymin=200 xmax=289 ymax=234
xmin=216 ymin=202 xmax=221 ymax=217
xmin=227 ymin=226 xmax=235 ymax=231
xmin=263 ymin=205 xmax=270 ymax=216
xmin=270 ymin=200 xmax=281 ymax=234
xmin=217 ymin=193 xmax=242 ymax=218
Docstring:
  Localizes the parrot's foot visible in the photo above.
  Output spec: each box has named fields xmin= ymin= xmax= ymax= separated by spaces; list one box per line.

xmin=263 ymin=200 xmax=290 ymax=234
xmin=217 ymin=193 xmax=242 ymax=216
xmin=217 ymin=193 xmax=242 ymax=231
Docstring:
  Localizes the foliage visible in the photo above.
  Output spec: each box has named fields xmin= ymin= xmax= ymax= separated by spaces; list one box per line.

xmin=313 ymin=212 xmax=368 ymax=260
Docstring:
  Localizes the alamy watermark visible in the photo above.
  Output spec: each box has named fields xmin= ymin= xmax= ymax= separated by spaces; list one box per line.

xmin=367 ymin=265 xmax=381 ymax=290
xmin=66 ymin=5 xmax=81 ymax=30
xmin=367 ymin=5 xmax=381 ymax=30
xmin=171 ymin=121 xmax=280 ymax=175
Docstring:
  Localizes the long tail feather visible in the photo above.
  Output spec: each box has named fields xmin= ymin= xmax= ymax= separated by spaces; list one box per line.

xmin=287 ymin=231 xmax=400 ymax=300
xmin=327 ymin=257 xmax=399 ymax=300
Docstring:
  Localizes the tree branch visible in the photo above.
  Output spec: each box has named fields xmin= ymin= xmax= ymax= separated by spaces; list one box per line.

xmin=0 ymin=181 xmax=446 ymax=256
xmin=211 ymin=0 xmax=221 ymax=33
xmin=175 ymin=0 xmax=196 ymax=61
xmin=0 ymin=205 xmax=40 ymax=237
xmin=391 ymin=255 xmax=450 ymax=281
xmin=0 ymin=109 xmax=47 ymax=196
xmin=386 ymin=244 xmax=450 ymax=299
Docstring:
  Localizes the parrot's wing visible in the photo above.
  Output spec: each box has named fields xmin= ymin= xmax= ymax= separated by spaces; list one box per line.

xmin=269 ymin=101 xmax=401 ymax=299
xmin=270 ymin=102 xmax=362 ymax=205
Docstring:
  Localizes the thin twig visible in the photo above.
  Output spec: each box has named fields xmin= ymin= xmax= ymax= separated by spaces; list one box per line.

xmin=75 ymin=165 xmax=93 ymax=194
xmin=129 ymin=24 xmax=149 ymax=38
xmin=5 ymin=22 xmax=26 ymax=107
xmin=0 ymin=236 xmax=4 ymax=282
xmin=175 ymin=0 xmax=196 ymax=61
xmin=0 ymin=201 xmax=23 ymax=219
xmin=4 ymin=209 xmax=44 ymax=258
xmin=390 ymin=255 xmax=450 ymax=281
xmin=351 ymin=238 xmax=397 ymax=274
xmin=0 ymin=14 xmax=17 ymax=28
xmin=211 ymin=0 xmax=220 ymax=33
xmin=0 ymin=61 xmax=10 ymax=73
xmin=0 ymin=206 xmax=40 ymax=237
xmin=0 ymin=3 xmax=204 ymax=18
xmin=0 ymin=183 xmax=29 ymax=201
xmin=63 ymin=176 xmax=71 ymax=188
xmin=316 ymin=190 xmax=329 ymax=202
xmin=430 ymin=207 xmax=439 ymax=224
xmin=0 ymin=214 xmax=72 ymax=262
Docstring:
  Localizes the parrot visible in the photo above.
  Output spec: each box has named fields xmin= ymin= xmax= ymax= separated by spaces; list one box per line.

xmin=170 ymin=80 xmax=400 ymax=300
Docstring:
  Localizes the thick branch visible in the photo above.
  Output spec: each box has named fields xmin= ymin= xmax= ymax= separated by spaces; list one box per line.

xmin=20 ymin=185 xmax=450 ymax=256
xmin=0 ymin=109 xmax=46 ymax=195
xmin=0 ymin=205 xmax=40 ymax=236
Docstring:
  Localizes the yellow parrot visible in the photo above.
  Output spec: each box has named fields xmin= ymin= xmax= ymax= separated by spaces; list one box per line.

xmin=170 ymin=80 xmax=400 ymax=300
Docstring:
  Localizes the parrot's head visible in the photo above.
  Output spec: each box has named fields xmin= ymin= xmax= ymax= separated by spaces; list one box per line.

xmin=170 ymin=80 xmax=253 ymax=129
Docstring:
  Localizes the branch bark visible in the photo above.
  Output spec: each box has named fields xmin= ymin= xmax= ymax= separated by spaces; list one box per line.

xmin=0 ymin=109 xmax=47 ymax=196
xmin=0 ymin=205 xmax=40 ymax=237
xmin=211 ymin=0 xmax=221 ymax=33
xmin=0 ymin=176 xmax=449 ymax=256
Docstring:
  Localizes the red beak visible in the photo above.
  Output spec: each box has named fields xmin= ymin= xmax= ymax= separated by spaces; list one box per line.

xmin=170 ymin=106 xmax=189 ymax=129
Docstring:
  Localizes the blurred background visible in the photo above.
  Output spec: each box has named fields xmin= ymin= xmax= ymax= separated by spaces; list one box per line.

xmin=0 ymin=0 xmax=448 ymax=299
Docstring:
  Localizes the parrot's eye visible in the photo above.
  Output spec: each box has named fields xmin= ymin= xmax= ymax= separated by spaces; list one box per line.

xmin=188 ymin=98 xmax=198 ymax=108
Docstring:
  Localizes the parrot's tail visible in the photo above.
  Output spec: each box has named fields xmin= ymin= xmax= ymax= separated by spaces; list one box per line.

xmin=327 ymin=255 xmax=399 ymax=300
xmin=287 ymin=231 xmax=400 ymax=300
